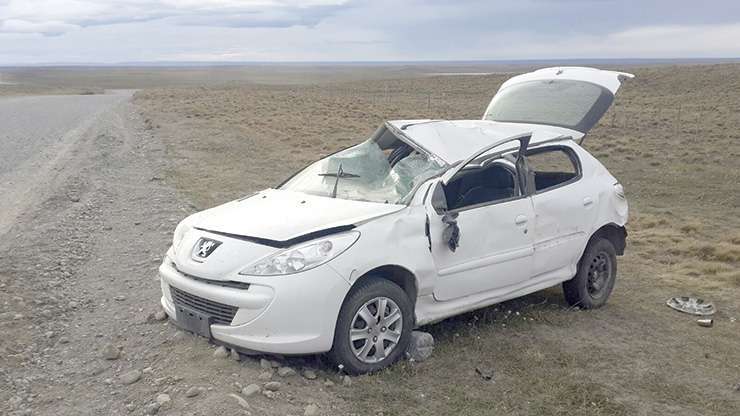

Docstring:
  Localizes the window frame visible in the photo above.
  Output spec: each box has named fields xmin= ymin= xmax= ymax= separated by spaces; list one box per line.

xmin=525 ymin=144 xmax=583 ymax=195
xmin=444 ymin=157 xmax=526 ymax=214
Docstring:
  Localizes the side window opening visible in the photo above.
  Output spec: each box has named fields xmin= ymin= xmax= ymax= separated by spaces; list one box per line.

xmin=444 ymin=160 xmax=519 ymax=210
xmin=526 ymin=147 xmax=580 ymax=192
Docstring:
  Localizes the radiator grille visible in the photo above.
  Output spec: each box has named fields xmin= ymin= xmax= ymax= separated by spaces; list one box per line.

xmin=170 ymin=286 xmax=237 ymax=325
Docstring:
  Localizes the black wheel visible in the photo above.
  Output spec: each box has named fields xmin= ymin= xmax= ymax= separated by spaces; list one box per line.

xmin=563 ymin=238 xmax=617 ymax=309
xmin=328 ymin=277 xmax=413 ymax=374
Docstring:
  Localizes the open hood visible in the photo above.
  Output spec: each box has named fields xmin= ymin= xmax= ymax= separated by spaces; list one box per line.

xmin=482 ymin=67 xmax=634 ymax=135
xmin=192 ymin=189 xmax=403 ymax=245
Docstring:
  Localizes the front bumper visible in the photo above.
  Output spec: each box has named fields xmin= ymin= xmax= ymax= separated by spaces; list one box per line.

xmin=159 ymin=256 xmax=351 ymax=355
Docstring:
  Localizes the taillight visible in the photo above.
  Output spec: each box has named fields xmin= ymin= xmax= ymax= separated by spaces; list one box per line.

xmin=614 ymin=183 xmax=625 ymax=199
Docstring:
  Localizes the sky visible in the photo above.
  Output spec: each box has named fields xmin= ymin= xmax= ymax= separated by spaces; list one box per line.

xmin=1 ymin=0 xmax=739 ymax=64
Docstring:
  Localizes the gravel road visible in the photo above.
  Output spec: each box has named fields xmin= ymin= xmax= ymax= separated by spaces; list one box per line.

xmin=0 ymin=91 xmax=132 ymax=236
xmin=0 ymin=92 xmax=347 ymax=416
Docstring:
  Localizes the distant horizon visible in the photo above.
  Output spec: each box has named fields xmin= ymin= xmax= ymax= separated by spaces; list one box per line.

xmin=3 ymin=57 xmax=740 ymax=69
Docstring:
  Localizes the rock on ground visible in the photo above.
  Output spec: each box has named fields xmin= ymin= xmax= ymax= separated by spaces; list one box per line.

xmin=185 ymin=387 xmax=201 ymax=398
xmin=213 ymin=345 xmax=229 ymax=358
xmin=258 ymin=370 xmax=273 ymax=380
xmin=102 ymin=343 xmax=120 ymax=360
xmin=155 ymin=393 xmax=171 ymax=407
xmin=264 ymin=381 xmax=282 ymax=391
xmin=242 ymin=384 xmax=261 ymax=397
xmin=406 ymin=330 xmax=434 ymax=362
xmin=144 ymin=402 xmax=160 ymax=415
xmin=119 ymin=370 xmax=142 ymax=385
xmin=302 ymin=369 xmax=318 ymax=380
xmin=229 ymin=393 xmax=250 ymax=409
xmin=304 ymin=403 xmax=319 ymax=416
xmin=277 ymin=366 xmax=296 ymax=377
xmin=152 ymin=309 xmax=167 ymax=321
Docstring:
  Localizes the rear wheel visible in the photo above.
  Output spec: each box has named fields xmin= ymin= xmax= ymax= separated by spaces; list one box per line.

xmin=328 ymin=277 xmax=412 ymax=374
xmin=563 ymin=238 xmax=617 ymax=309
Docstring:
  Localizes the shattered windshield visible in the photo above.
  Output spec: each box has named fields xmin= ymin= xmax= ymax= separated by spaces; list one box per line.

xmin=280 ymin=127 xmax=446 ymax=204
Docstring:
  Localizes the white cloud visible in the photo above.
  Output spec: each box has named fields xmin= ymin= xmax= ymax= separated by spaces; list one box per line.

xmin=0 ymin=18 xmax=79 ymax=36
xmin=0 ymin=0 xmax=349 ymax=35
xmin=479 ymin=23 xmax=740 ymax=59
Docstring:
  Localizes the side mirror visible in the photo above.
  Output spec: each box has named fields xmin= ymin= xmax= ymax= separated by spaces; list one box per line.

xmin=441 ymin=211 xmax=460 ymax=252
xmin=430 ymin=182 xmax=448 ymax=214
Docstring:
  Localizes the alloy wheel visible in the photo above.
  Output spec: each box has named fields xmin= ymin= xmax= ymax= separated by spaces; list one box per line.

xmin=349 ymin=296 xmax=403 ymax=363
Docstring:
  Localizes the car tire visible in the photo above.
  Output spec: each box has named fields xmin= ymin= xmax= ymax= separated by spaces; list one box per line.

xmin=563 ymin=237 xmax=617 ymax=309
xmin=328 ymin=277 xmax=413 ymax=374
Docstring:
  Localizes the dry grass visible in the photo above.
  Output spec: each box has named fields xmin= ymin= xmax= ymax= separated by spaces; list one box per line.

xmin=133 ymin=63 xmax=740 ymax=415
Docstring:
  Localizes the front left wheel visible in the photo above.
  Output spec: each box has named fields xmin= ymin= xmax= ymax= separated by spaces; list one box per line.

xmin=328 ymin=277 xmax=413 ymax=374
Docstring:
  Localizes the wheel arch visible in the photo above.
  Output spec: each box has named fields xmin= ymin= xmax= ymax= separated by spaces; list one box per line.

xmin=590 ymin=222 xmax=627 ymax=255
xmin=351 ymin=265 xmax=419 ymax=322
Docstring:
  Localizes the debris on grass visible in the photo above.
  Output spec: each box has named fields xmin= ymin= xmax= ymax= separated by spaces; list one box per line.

xmin=475 ymin=367 xmax=495 ymax=381
xmin=697 ymin=318 xmax=714 ymax=327
xmin=666 ymin=297 xmax=716 ymax=316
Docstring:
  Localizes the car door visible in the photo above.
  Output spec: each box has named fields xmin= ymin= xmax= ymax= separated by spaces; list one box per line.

xmin=425 ymin=135 xmax=535 ymax=301
xmin=482 ymin=66 xmax=634 ymax=141
xmin=526 ymin=145 xmax=597 ymax=279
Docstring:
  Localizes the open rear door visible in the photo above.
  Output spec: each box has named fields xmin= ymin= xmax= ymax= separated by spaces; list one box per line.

xmin=483 ymin=67 xmax=634 ymax=140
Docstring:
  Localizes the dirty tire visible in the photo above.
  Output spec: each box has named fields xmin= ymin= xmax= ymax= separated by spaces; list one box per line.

xmin=563 ymin=237 xmax=617 ymax=309
xmin=328 ymin=277 xmax=413 ymax=375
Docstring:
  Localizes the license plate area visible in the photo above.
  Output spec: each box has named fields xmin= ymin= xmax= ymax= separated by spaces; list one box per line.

xmin=174 ymin=304 xmax=213 ymax=339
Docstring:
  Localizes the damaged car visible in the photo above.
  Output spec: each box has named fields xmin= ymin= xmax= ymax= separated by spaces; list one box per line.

xmin=159 ymin=67 xmax=632 ymax=374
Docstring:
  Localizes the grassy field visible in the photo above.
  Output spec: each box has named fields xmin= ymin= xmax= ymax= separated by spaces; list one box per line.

xmin=132 ymin=63 xmax=740 ymax=415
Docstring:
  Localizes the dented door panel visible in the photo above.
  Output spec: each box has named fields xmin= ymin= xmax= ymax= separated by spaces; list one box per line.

xmin=424 ymin=185 xmax=535 ymax=301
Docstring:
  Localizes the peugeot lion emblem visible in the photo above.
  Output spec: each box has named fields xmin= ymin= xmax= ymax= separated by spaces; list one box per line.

xmin=192 ymin=237 xmax=222 ymax=261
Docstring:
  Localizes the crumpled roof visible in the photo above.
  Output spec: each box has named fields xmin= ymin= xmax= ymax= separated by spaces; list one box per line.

xmin=387 ymin=119 xmax=575 ymax=165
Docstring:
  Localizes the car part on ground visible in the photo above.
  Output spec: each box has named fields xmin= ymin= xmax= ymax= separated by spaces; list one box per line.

xmin=696 ymin=318 xmax=714 ymax=327
xmin=666 ymin=297 xmax=716 ymax=316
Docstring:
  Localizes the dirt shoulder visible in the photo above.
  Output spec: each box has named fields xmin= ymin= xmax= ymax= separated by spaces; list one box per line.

xmin=1 ymin=95 xmax=350 ymax=416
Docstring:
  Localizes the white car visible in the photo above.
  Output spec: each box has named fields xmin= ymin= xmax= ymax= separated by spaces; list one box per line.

xmin=159 ymin=67 xmax=632 ymax=374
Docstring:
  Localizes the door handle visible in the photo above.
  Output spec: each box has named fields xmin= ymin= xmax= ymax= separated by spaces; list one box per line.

xmin=515 ymin=215 xmax=528 ymax=225
xmin=583 ymin=197 xmax=594 ymax=207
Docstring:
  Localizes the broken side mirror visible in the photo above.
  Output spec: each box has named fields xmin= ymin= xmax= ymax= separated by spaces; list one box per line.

xmin=429 ymin=182 xmax=460 ymax=252
xmin=430 ymin=181 xmax=448 ymax=214
xmin=441 ymin=211 xmax=460 ymax=252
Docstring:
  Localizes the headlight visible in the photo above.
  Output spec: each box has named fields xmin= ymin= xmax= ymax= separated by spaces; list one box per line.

xmin=172 ymin=220 xmax=193 ymax=254
xmin=240 ymin=231 xmax=360 ymax=276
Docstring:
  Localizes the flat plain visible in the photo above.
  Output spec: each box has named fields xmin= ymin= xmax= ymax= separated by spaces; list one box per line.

xmin=1 ymin=63 xmax=739 ymax=415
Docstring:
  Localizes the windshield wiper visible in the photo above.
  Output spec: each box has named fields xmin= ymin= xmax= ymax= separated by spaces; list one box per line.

xmin=318 ymin=163 xmax=361 ymax=198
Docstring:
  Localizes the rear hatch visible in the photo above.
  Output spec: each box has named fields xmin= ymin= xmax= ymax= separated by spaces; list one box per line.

xmin=483 ymin=67 xmax=634 ymax=139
